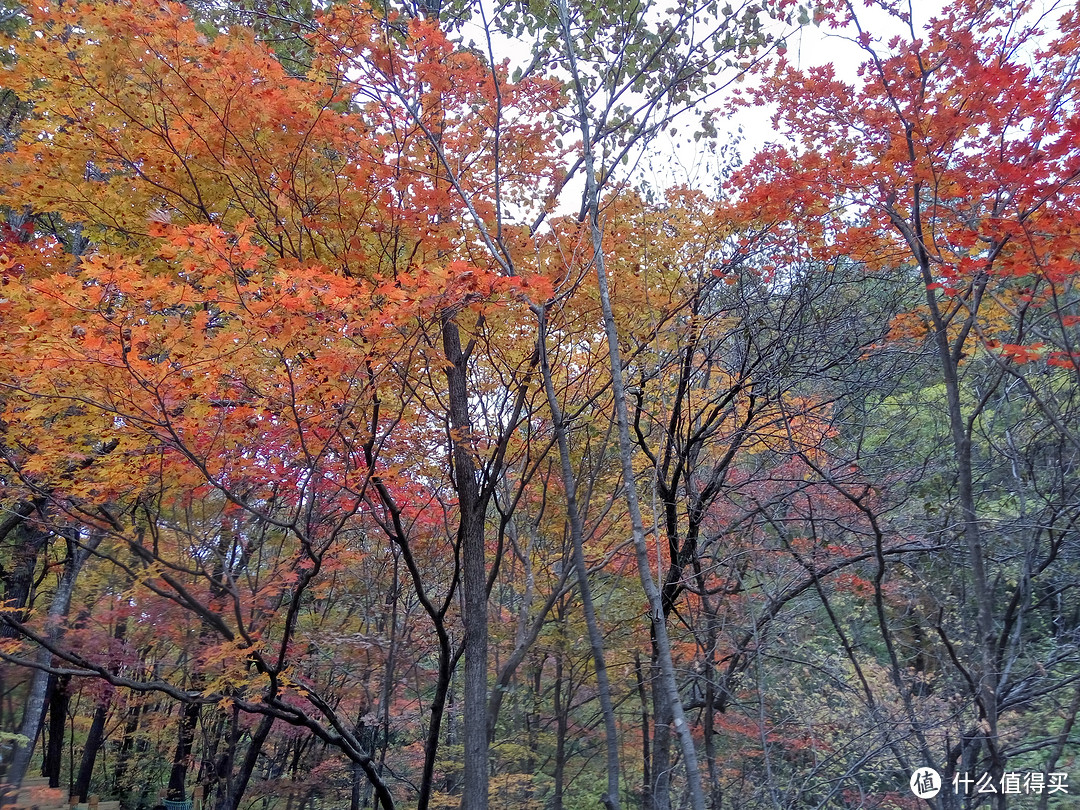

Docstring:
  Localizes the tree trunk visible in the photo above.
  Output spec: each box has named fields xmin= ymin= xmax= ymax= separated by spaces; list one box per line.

xmin=365 ymin=456 xmax=453 ymax=810
xmin=441 ymin=314 xmax=488 ymax=810
xmin=553 ymin=2 xmax=706 ymax=807
xmin=649 ymin=652 xmax=673 ymax=810
xmin=209 ymin=705 xmax=241 ymax=810
xmin=553 ymin=22 xmax=705 ymax=810
xmin=199 ymin=709 xmax=227 ymax=798
xmin=909 ymin=192 xmax=1000 ymax=795
xmin=216 ymin=713 xmax=274 ymax=810
xmin=634 ymin=654 xmax=652 ymax=810
xmin=702 ymin=682 xmax=720 ymax=810
xmin=7 ymin=530 xmax=100 ymax=787
xmin=75 ymin=699 xmax=110 ymax=801
xmin=113 ymin=698 xmax=144 ymax=800
xmin=0 ymin=501 xmax=48 ymax=637
xmin=539 ymin=309 xmax=621 ymax=810
xmin=8 ymin=659 xmax=49 ymax=786
xmin=43 ymin=673 xmax=70 ymax=787
xmin=552 ymin=653 xmax=566 ymax=810
xmin=418 ymin=634 xmax=454 ymax=810
xmin=351 ymin=761 xmax=363 ymax=810
xmin=168 ymin=701 xmax=201 ymax=801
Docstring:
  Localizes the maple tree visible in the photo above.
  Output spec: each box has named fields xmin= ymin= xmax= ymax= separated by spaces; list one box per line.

xmin=723 ymin=0 xmax=1080 ymax=806
xmin=0 ymin=0 xmax=1078 ymax=809
xmin=0 ymin=1 xmax=557 ymax=807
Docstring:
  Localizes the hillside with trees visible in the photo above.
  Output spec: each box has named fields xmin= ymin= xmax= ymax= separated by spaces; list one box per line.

xmin=0 ymin=0 xmax=1077 ymax=808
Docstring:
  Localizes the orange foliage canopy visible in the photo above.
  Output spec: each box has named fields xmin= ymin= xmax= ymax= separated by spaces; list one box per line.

xmin=0 ymin=0 xmax=560 ymax=274
xmin=0 ymin=6 xmax=560 ymax=788
xmin=0 ymin=0 xmax=562 ymax=518
xmin=726 ymin=0 xmax=1080 ymax=369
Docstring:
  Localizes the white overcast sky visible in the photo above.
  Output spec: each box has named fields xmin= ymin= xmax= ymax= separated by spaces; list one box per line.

xmin=641 ymin=1 xmax=947 ymax=195
xmin=455 ymin=0 xmax=1063 ymax=213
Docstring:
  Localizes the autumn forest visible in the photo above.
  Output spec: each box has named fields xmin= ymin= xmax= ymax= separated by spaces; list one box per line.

xmin=0 ymin=0 xmax=1077 ymax=808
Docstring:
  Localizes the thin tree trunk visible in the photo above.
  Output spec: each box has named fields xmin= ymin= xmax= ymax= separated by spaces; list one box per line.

xmin=539 ymin=308 xmax=622 ymax=810
xmin=695 ymin=565 xmax=722 ymax=810
xmin=209 ymin=705 xmax=241 ymax=810
xmin=351 ymin=761 xmax=363 ymax=810
xmin=7 ymin=530 xmax=101 ymax=787
xmin=419 ymin=636 xmax=454 ymax=810
xmin=908 ymin=188 xmax=1000 ymax=799
xmin=74 ymin=586 xmax=129 ymax=800
xmin=365 ymin=448 xmax=454 ymax=810
xmin=218 ymin=714 xmax=274 ymax=810
xmin=552 ymin=652 xmax=567 ymax=810
xmin=526 ymin=663 xmax=541 ymax=798
xmin=634 ymin=654 xmax=652 ymax=810
xmin=702 ymin=682 xmax=720 ymax=810
xmin=553 ymin=1 xmax=706 ymax=807
xmin=113 ymin=699 xmax=144 ymax=800
xmin=649 ymin=651 xmax=673 ymax=810
xmin=75 ymin=699 xmax=110 ymax=801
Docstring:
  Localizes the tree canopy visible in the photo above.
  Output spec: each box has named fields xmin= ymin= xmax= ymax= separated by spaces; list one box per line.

xmin=0 ymin=1 xmax=1077 ymax=809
